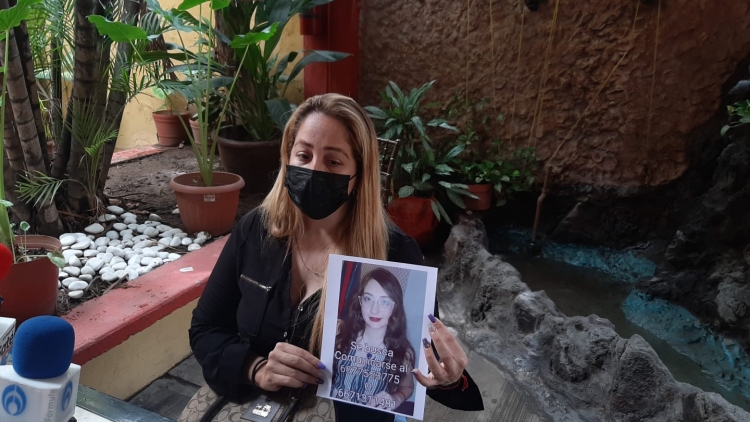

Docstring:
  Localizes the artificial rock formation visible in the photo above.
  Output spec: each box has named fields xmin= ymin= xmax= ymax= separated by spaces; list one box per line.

xmin=360 ymin=0 xmax=750 ymax=190
xmin=439 ymin=218 xmax=750 ymax=421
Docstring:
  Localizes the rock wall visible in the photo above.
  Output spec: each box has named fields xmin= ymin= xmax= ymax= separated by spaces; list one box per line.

xmin=360 ymin=0 xmax=750 ymax=190
xmin=439 ymin=218 xmax=750 ymax=421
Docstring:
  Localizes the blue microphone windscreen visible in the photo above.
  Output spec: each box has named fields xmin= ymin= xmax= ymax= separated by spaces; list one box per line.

xmin=12 ymin=316 xmax=75 ymax=379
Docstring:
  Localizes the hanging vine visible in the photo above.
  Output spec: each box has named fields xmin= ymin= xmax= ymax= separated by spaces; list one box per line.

xmin=509 ymin=0 xmax=526 ymax=147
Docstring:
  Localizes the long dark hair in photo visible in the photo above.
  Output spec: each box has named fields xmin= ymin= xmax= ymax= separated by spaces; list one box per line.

xmin=334 ymin=268 xmax=415 ymax=394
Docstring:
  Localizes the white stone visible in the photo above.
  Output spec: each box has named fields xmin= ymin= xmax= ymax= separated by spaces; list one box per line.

xmin=187 ymin=244 xmax=201 ymax=252
xmin=67 ymin=255 xmax=81 ymax=267
xmin=169 ymin=237 xmax=182 ymax=247
xmin=113 ymin=223 xmax=127 ymax=231
xmin=87 ymin=235 xmax=96 ymax=240
xmin=144 ymin=220 xmax=159 ymax=227
xmin=144 ymin=227 xmax=159 ymax=238
xmin=160 ymin=228 xmax=182 ymax=238
xmin=120 ymin=229 xmax=133 ymax=236
xmin=106 ymin=231 xmax=119 ymax=240
xmin=158 ymin=237 xmax=172 ymax=246
xmin=68 ymin=290 xmax=83 ymax=299
xmin=168 ymin=253 xmax=181 ymax=261
xmin=97 ymin=246 xmax=107 ymax=253
xmin=68 ymin=280 xmax=88 ymax=291
xmin=151 ymin=258 xmax=164 ymax=267
xmin=87 ymin=258 xmax=104 ymax=272
xmin=104 ymin=214 xmax=117 ymax=222
xmin=71 ymin=239 xmax=91 ymax=250
xmin=79 ymin=274 xmax=93 ymax=282
xmin=148 ymin=214 xmax=160 ymax=222
xmin=128 ymin=254 xmax=141 ymax=265
xmin=81 ymin=266 xmax=96 ymax=276
xmin=108 ymin=239 xmax=121 ymax=247
xmin=136 ymin=225 xmax=147 ymax=234
xmin=99 ymin=253 xmax=114 ymax=264
xmin=84 ymin=249 xmax=98 ymax=258
xmin=193 ymin=236 xmax=207 ymax=246
xmin=63 ymin=267 xmax=80 ymax=277
xmin=127 ymin=224 xmax=138 ymax=231
xmin=102 ymin=273 xmax=118 ymax=283
xmin=142 ymin=248 xmax=157 ymax=258
xmin=59 ymin=271 xmax=67 ymax=279
xmin=114 ymin=270 xmax=127 ymax=279
xmin=158 ymin=252 xmax=169 ymax=259
xmin=181 ymin=237 xmax=193 ymax=246
xmin=99 ymin=266 xmax=112 ymax=275
xmin=124 ymin=251 xmax=137 ymax=261
xmin=58 ymin=281 xmax=61 ymax=289
xmin=121 ymin=212 xmax=136 ymax=219
xmin=62 ymin=277 xmax=78 ymax=288
xmin=111 ymin=257 xmax=125 ymax=264
xmin=97 ymin=215 xmax=107 ymax=223
xmin=156 ymin=225 xmax=172 ymax=233
xmin=112 ymin=262 xmax=127 ymax=271
xmin=60 ymin=234 xmax=77 ymax=247
xmin=173 ymin=232 xmax=188 ymax=239
xmin=107 ymin=247 xmax=125 ymax=257
xmin=95 ymin=237 xmax=109 ymax=247
xmin=121 ymin=239 xmax=134 ymax=247
xmin=172 ymin=208 xmax=180 ymax=214
xmin=134 ymin=240 xmax=152 ymax=250
xmin=107 ymin=205 xmax=124 ymax=215
xmin=127 ymin=270 xmax=139 ymax=281
xmin=123 ymin=217 xmax=137 ymax=225
xmin=196 ymin=231 xmax=211 ymax=239
xmin=137 ymin=266 xmax=150 ymax=275
xmin=85 ymin=223 xmax=105 ymax=234
xmin=63 ymin=249 xmax=83 ymax=258
xmin=141 ymin=257 xmax=154 ymax=266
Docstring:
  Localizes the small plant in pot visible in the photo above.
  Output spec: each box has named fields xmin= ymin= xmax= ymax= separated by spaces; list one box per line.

xmin=0 ymin=0 xmax=66 ymax=323
xmin=365 ymin=80 xmax=470 ymax=245
xmin=212 ymin=0 xmax=350 ymax=195
xmin=151 ymin=86 xmax=191 ymax=147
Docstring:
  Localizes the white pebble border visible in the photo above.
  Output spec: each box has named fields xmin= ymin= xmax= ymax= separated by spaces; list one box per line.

xmin=58 ymin=211 xmax=211 ymax=300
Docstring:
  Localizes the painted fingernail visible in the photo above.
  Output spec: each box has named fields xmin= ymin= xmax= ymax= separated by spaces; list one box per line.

xmin=317 ymin=362 xmax=326 ymax=369
xmin=428 ymin=314 xmax=437 ymax=323
xmin=422 ymin=338 xmax=430 ymax=349
xmin=316 ymin=378 xmax=324 ymax=384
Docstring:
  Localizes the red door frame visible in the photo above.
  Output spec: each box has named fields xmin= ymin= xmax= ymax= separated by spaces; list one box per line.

xmin=302 ymin=0 xmax=361 ymax=100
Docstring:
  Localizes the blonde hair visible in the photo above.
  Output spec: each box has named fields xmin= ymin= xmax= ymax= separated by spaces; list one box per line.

xmin=260 ymin=94 xmax=389 ymax=355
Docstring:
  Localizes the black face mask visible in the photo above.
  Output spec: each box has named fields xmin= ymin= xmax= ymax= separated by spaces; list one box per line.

xmin=284 ymin=165 xmax=356 ymax=220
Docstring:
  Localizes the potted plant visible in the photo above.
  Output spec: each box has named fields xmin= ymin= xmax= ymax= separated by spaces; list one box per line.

xmin=151 ymin=87 xmax=191 ymax=147
xmin=212 ymin=0 xmax=350 ymax=195
xmin=0 ymin=0 xmax=66 ymax=324
xmin=91 ymin=0 xmax=271 ymax=236
xmin=365 ymin=81 xmax=473 ymax=245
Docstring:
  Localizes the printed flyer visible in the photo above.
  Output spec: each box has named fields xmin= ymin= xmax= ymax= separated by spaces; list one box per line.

xmin=317 ymin=254 xmax=438 ymax=420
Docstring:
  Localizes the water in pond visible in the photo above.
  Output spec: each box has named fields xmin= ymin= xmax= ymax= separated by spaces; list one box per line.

xmin=506 ymin=255 xmax=750 ymax=412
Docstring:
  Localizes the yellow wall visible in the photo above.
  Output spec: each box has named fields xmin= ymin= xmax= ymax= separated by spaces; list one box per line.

xmin=115 ymin=7 xmax=304 ymax=151
xmin=79 ymin=299 xmax=197 ymax=400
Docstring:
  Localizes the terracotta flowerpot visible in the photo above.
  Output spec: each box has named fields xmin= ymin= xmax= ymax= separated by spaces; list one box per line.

xmin=464 ymin=184 xmax=493 ymax=211
xmin=189 ymin=119 xmax=218 ymax=155
xmin=0 ymin=235 xmax=61 ymax=325
xmin=169 ymin=171 xmax=245 ymax=236
xmin=153 ymin=110 xmax=191 ymax=147
xmin=386 ymin=196 xmax=438 ymax=248
xmin=214 ymin=126 xmax=281 ymax=195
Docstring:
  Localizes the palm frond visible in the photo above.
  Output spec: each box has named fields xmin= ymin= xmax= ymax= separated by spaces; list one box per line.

xmin=16 ymin=171 xmax=68 ymax=207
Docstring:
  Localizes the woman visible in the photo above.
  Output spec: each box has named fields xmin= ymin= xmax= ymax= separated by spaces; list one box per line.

xmin=188 ymin=94 xmax=483 ymax=422
xmin=331 ymin=268 xmax=416 ymax=413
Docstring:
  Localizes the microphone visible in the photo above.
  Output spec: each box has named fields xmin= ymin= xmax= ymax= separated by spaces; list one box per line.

xmin=0 ymin=316 xmax=80 ymax=421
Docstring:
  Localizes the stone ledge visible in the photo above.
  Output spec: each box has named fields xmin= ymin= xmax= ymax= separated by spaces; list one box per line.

xmin=64 ymin=237 xmax=227 ymax=365
xmin=112 ymin=145 xmax=169 ymax=165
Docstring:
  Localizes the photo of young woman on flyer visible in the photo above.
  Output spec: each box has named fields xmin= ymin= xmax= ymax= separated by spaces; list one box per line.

xmin=331 ymin=267 xmax=417 ymax=415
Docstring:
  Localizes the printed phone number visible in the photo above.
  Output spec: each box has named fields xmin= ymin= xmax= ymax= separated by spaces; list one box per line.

xmin=339 ymin=366 xmax=401 ymax=383
xmin=335 ymin=390 xmax=396 ymax=408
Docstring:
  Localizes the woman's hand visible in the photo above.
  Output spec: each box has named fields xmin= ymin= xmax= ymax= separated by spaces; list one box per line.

xmin=253 ymin=342 xmax=327 ymax=391
xmin=412 ymin=315 xmax=469 ymax=388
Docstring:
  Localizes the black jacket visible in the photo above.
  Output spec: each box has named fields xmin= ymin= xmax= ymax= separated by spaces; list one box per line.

xmin=189 ymin=209 xmax=484 ymax=421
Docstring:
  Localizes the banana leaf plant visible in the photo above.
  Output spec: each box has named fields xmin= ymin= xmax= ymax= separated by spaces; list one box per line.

xmin=89 ymin=0 xmax=278 ymax=187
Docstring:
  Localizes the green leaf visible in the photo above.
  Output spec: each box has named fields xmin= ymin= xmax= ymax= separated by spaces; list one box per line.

xmin=434 ymin=164 xmax=453 ymax=175
xmin=500 ymin=175 xmax=511 ymax=182
xmin=19 ymin=221 xmax=29 ymax=232
xmin=433 ymin=199 xmax=452 ymax=225
xmin=401 ymin=162 xmax=414 ymax=174
xmin=266 ymin=98 xmax=295 ymax=130
xmin=176 ymin=0 xmax=209 ymax=11
xmin=446 ymin=190 xmax=466 ymax=209
xmin=421 ymin=173 xmax=431 ymax=183
xmin=229 ymin=23 xmax=279 ymax=49
xmin=88 ymin=15 xmax=148 ymax=42
xmin=283 ymin=50 xmax=350 ymax=88
xmin=210 ymin=0 xmax=230 ymax=10
xmin=398 ymin=185 xmax=415 ymax=198
xmin=0 ymin=199 xmax=12 ymax=207
xmin=721 ymin=125 xmax=730 ymax=136
xmin=0 ymin=0 xmax=42 ymax=33
xmin=364 ymin=106 xmax=387 ymax=120
xmin=47 ymin=251 xmax=66 ymax=269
